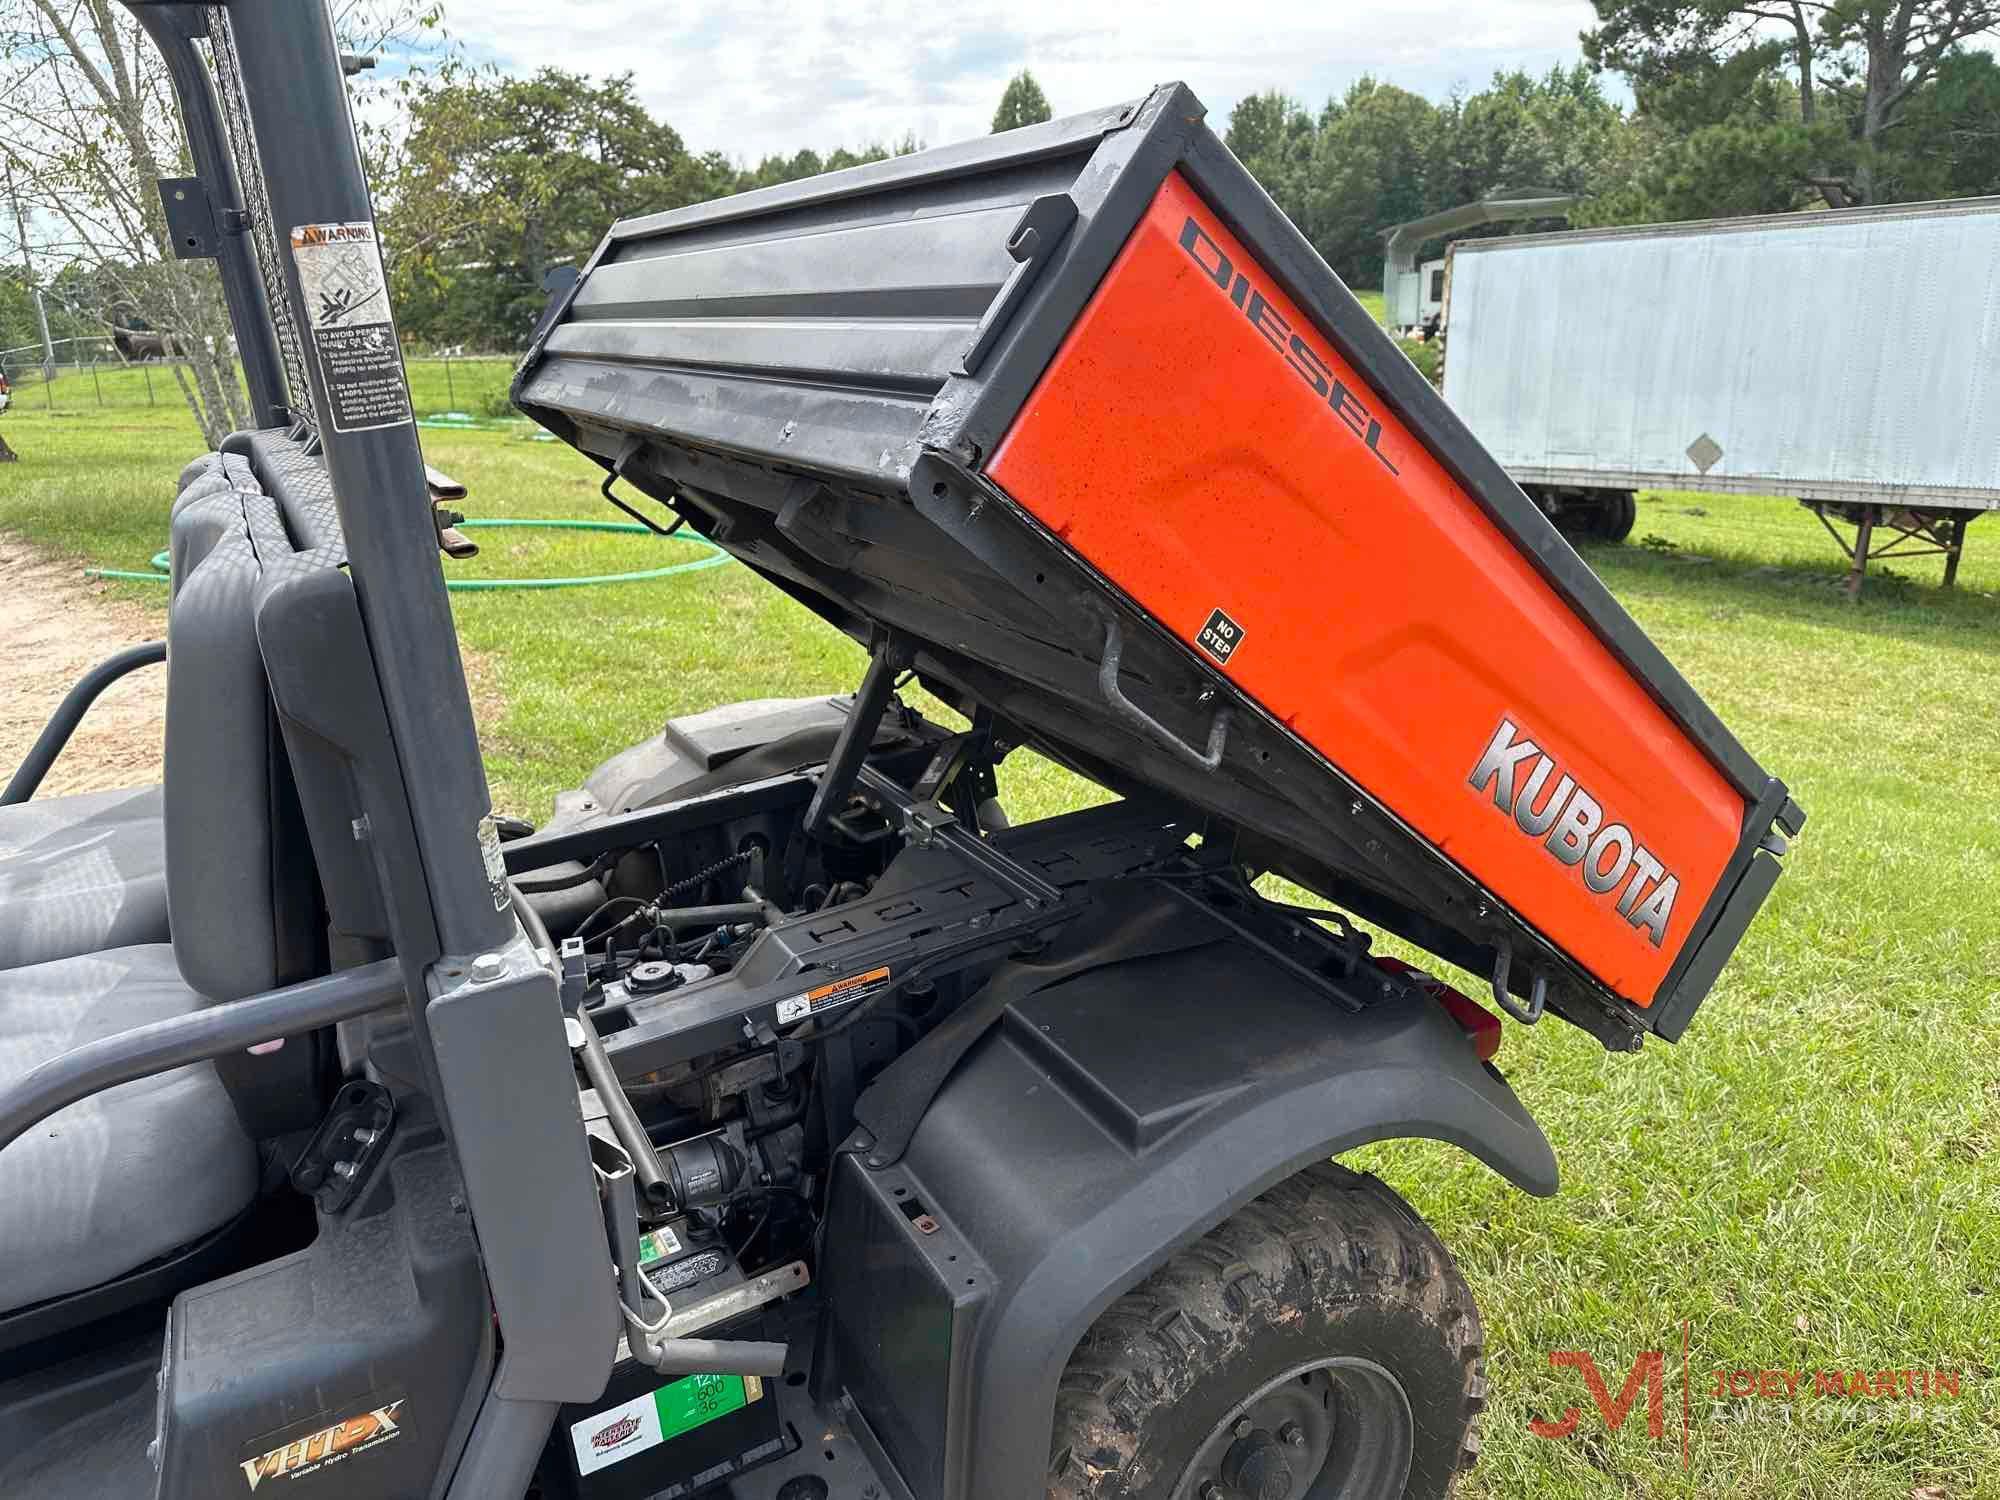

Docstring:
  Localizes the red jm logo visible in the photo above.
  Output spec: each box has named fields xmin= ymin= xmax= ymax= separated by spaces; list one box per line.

xmin=1528 ymin=1350 xmax=1667 ymax=1440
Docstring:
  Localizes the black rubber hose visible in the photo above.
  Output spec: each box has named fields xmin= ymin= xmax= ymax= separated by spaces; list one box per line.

xmin=652 ymin=900 xmax=765 ymax=931
xmin=509 ymin=878 xmax=555 ymax=953
xmin=510 ymin=856 xmax=611 ymax=895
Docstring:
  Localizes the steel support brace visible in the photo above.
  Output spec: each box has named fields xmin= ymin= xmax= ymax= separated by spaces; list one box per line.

xmin=1945 ymin=512 xmax=1976 ymax=587
xmin=1804 ymin=500 xmax=1979 ymax=598
xmin=221 ymin=0 xmax=513 ymax=957
xmin=1848 ymin=506 xmax=1875 ymax=600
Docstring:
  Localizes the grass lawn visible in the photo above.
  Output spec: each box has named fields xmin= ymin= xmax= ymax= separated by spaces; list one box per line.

xmin=2 ymin=389 xmax=1996 ymax=1499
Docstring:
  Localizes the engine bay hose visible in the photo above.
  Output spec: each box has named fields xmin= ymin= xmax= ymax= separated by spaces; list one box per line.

xmin=84 ymin=518 xmax=733 ymax=592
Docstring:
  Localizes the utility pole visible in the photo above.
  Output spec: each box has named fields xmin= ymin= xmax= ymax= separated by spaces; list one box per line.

xmin=1 ymin=162 xmax=21 ymax=459
xmin=31 ymin=289 xmax=55 ymax=381
xmin=5 ymin=158 xmax=56 ymax=380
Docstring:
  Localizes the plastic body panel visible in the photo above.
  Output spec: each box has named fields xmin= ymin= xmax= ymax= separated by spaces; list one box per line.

xmin=817 ymin=904 xmax=1556 ymax=1500
xmin=988 ymin=172 xmax=1741 ymax=1005
xmin=152 ymin=1144 xmax=491 ymax=1500
xmin=515 ymin=82 xmax=1798 ymax=1042
xmin=1443 ymin=197 xmax=2000 ymax=509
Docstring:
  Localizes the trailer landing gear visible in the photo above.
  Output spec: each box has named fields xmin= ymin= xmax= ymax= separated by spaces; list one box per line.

xmin=1048 ymin=1164 xmax=1484 ymax=1500
xmin=1805 ymin=501 xmax=1979 ymax=600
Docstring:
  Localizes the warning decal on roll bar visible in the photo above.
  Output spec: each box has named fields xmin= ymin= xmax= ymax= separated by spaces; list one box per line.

xmin=289 ymin=221 xmax=413 ymax=433
xmin=775 ymin=965 xmax=892 ymax=1026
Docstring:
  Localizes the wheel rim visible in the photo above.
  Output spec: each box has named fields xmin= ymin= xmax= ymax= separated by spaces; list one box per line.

xmin=1171 ymin=1357 xmax=1413 ymax=1500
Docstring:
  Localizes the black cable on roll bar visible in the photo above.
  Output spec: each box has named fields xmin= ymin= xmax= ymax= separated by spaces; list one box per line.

xmin=1 ymin=640 xmax=167 ymax=805
xmin=0 ymin=958 xmax=404 ymax=1157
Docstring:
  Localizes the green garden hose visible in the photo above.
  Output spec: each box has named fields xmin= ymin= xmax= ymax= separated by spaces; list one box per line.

xmin=84 ymin=518 xmax=735 ymax=592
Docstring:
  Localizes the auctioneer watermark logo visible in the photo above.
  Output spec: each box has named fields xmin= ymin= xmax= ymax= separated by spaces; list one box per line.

xmin=1528 ymin=1324 xmax=1976 ymax=1468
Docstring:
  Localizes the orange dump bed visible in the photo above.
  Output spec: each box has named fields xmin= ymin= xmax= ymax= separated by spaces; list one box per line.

xmin=989 ymin=174 xmax=1742 ymax=1005
xmin=518 ymin=82 xmax=1800 ymax=1045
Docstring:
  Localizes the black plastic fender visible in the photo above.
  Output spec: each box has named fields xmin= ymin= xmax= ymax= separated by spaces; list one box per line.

xmin=817 ymin=889 xmax=1555 ymax=1500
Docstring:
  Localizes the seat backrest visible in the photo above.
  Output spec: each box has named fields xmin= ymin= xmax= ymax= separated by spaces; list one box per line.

xmin=169 ymin=452 xmax=264 ymax=595
xmin=163 ymin=459 xmax=329 ymax=1136
xmin=226 ymin=429 xmax=434 ymax=972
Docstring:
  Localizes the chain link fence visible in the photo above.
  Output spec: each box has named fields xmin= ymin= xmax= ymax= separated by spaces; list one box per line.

xmin=1 ymin=352 xmax=519 ymax=419
xmin=2 ymin=15 xmax=528 ymax=431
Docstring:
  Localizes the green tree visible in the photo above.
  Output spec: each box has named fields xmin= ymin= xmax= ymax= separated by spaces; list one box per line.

xmin=1431 ymin=66 xmax=1629 ymax=207
xmin=1585 ymin=1 xmax=2000 ymax=207
xmin=1226 ymin=69 xmax=1636 ymax=286
xmin=1225 ymin=90 xmax=1316 ymax=214
xmin=730 ymin=135 xmax=918 ymax=194
xmin=1301 ymin=80 xmax=1441 ymax=283
xmin=1874 ymin=47 xmax=2000 ymax=197
xmin=383 ymin=67 xmax=732 ymax=348
xmin=992 ymin=70 xmax=1052 ymax=133
xmin=1 ymin=0 xmax=444 ymax=441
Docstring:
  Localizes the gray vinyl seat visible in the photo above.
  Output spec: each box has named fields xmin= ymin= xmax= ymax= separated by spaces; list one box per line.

xmin=0 ymin=455 xmax=266 ymax=975
xmin=0 ymin=946 xmax=257 ymax=1309
xmin=0 ymin=459 xmax=328 ymax=1318
xmin=0 ymin=786 xmax=169 ymax=971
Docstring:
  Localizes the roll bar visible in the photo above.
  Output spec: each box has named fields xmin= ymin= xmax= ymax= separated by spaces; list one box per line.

xmin=0 ymin=959 xmax=402 ymax=1157
xmin=0 ymin=640 xmax=166 ymax=806
xmin=95 ymin=6 xmax=622 ymax=1487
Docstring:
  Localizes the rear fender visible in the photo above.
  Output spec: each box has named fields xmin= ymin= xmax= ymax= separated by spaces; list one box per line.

xmin=817 ymin=932 xmax=1554 ymax=1500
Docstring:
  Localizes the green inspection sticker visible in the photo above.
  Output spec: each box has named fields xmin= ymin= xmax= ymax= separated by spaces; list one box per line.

xmin=568 ymin=1373 xmax=761 ymax=1476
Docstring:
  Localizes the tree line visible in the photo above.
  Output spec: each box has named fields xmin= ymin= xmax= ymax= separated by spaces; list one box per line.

xmin=382 ymin=4 xmax=2000 ymax=351
xmin=379 ymin=68 xmax=1059 ymax=350
xmin=1228 ymin=3 xmax=2000 ymax=290
xmin=4 ymin=2 xmax=1997 ymax=439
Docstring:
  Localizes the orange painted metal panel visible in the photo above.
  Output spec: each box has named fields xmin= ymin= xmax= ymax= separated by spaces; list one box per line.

xmin=987 ymin=171 xmax=1745 ymax=1004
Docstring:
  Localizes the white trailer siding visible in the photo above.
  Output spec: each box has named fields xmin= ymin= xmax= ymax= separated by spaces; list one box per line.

xmin=1441 ymin=198 xmax=2000 ymax=509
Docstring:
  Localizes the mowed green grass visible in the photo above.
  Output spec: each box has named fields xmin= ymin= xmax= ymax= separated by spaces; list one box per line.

xmin=3 ymin=393 xmax=1998 ymax=1499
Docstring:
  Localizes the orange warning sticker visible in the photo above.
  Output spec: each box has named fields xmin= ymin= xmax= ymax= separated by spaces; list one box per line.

xmin=774 ymin=966 xmax=892 ymax=1026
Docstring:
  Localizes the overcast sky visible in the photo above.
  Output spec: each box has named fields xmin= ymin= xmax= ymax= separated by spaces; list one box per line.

xmin=451 ymin=0 xmax=1615 ymax=163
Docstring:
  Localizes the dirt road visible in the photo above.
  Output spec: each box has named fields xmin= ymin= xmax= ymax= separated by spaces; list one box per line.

xmin=0 ymin=540 xmax=166 ymax=796
xmin=2 ymin=536 xmax=505 ymax=798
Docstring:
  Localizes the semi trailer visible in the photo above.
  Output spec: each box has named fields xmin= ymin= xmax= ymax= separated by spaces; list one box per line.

xmin=0 ymin=6 xmax=1800 ymax=1499
xmin=1439 ymin=197 xmax=2000 ymax=594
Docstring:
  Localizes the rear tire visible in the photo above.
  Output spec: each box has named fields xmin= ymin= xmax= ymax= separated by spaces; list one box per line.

xmin=1048 ymin=1162 xmax=1484 ymax=1500
xmin=1596 ymin=490 xmax=1636 ymax=543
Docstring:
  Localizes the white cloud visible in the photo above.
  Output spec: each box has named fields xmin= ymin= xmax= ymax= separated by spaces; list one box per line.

xmin=447 ymin=0 xmax=1609 ymax=163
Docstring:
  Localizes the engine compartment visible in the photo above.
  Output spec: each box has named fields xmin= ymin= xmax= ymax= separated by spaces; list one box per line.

xmin=496 ymin=689 xmax=1483 ymax=1390
xmin=502 ymin=694 xmax=1185 ymax=1308
xmin=487 ymin=689 xmax=1547 ymax=1496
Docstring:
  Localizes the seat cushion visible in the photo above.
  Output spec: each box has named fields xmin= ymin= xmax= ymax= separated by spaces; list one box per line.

xmin=0 ymin=786 xmax=168 ymax=971
xmin=0 ymin=945 xmax=257 ymax=1313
